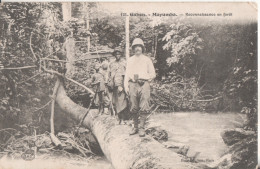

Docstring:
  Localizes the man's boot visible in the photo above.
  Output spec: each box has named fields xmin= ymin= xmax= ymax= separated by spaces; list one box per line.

xmin=104 ymin=108 xmax=109 ymax=115
xmin=139 ymin=113 xmax=147 ymax=137
xmin=130 ymin=113 xmax=138 ymax=135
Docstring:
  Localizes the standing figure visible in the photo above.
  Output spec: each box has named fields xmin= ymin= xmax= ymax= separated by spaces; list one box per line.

xmin=124 ymin=38 xmax=156 ymax=137
xmin=108 ymin=47 xmax=128 ymax=123
xmin=100 ymin=61 xmax=110 ymax=114
xmin=101 ymin=61 xmax=109 ymax=85
xmin=91 ymin=63 xmax=106 ymax=114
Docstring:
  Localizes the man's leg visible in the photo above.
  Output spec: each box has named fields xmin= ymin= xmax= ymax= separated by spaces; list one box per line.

xmin=107 ymin=90 xmax=114 ymax=116
xmin=103 ymin=89 xmax=110 ymax=114
xmin=128 ymin=82 xmax=139 ymax=135
xmin=115 ymin=87 xmax=129 ymax=124
xmin=138 ymin=113 xmax=148 ymax=137
xmin=98 ymin=92 xmax=104 ymax=114
xmin=139 ymin=81 xmax=151 ymax=137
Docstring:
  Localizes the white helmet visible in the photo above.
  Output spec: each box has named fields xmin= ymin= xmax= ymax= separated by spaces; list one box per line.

xmin=131 ymin=38 xmax=145 ymax=52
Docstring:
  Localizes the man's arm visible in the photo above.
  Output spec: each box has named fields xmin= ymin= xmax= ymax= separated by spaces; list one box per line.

xmin=114 ymin=63 xmax=125 ymax=87
xmin=91 ymin=74 xmax=97 ymax=86
xmin=148 ymin=59 xmax=156 ymax=81
xmin=124 ymin=61 xmax=130 ymax=94
xmin=108 ymin=63 xmax=112 ymax=78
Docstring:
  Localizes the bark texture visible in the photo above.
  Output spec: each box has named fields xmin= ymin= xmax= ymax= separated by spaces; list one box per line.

xmin=55 ymin=81 xmax=194 ymax=169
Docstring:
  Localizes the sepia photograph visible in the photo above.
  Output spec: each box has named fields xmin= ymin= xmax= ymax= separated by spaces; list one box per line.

xmin=0 ymin=2 xmax=257 ymax=169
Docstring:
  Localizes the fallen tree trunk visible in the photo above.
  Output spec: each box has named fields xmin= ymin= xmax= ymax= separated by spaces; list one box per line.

xmin=55 ymin=80 xmax=194 ymax=169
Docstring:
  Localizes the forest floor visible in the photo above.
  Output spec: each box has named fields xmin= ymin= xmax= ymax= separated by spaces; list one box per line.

xmin=0 ymin=154 xmax=112 ymax=169
xmin=0 ymin=112 xmax=245 ymax=169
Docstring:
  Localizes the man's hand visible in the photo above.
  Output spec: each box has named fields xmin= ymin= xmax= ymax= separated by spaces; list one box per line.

xmin=148 ymin=78 xmax=153 ymax=82
xmin=118 ymin=86 xmax=123 ymax=92
xmin=124 ymin=78 xmax=129 ymax=95
xmin=124 ymin=85 xmax=129 ymax=95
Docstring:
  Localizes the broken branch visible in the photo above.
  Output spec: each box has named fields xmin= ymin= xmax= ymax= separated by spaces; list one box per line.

xmin=17 ymin=72 xmax=41 ymax=84
xmin=192 ymin=96 xmax=222 ymax=102
xmin=50 ymin=79 xmax=60 ymax=134
xmin=41 ymin=58 xmax=69 ymax=63
xmin=42 ymin=67 xmax=94 ymax=95
xmin=49 ymin=79 xmax=62 ymax=147
xmin=29 ymin=100 xmax=52 ymax=114
xmin=30 ymin=33 xmax=38 ymax=60
xmin=0 ymin=65 xmax=37 ymax=70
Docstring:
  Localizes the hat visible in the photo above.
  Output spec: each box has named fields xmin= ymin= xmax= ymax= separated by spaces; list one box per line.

xmin=131 ymin=38 xmax=145 ymax=52
xmin=112 ymin=47 xmax=123 ymax=56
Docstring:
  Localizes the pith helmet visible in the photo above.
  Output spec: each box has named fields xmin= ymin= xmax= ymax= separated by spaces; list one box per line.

xmin=112 ymin=47 xmax=123 ymax=56
xmin=131 ymin=38 xmax=145 ymax=52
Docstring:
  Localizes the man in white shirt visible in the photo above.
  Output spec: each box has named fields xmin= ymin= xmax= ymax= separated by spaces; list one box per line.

xmin=124 ymin=38 xmax=156 ymax=137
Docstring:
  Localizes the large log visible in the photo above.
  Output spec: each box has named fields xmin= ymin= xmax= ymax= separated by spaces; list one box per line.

xmin=55 ymin=81 xmax=194 ymax=169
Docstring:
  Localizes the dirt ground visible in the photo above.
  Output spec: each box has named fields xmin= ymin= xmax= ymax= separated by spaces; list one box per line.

xmin=0 ymin=155 xmax=113 ymax=169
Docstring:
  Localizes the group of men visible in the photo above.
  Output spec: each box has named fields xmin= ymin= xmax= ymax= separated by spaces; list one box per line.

xmin=91 ymin=38 xmax=156 ymax=137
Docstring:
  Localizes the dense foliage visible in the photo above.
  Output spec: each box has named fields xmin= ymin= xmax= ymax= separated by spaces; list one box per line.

xmin=0 ymin=3 xmax=257 ymax=168
xmin=0 ymin=2 xmax=257 ymax=128
xmin=0 ymin=2 xmax=70 ymax=132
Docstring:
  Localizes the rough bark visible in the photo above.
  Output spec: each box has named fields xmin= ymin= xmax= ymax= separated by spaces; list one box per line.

xmin=55 ymin=80 xmax=194 ymax=169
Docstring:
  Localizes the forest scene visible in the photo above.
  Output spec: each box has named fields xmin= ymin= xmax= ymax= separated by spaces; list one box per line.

xmin=0 ymin=2 xmax=257 ymax=169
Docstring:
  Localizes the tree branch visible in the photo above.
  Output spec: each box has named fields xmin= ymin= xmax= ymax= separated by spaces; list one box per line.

xmin=1 ymin=66 xmax=37 ymax=70
xmin=191 ymin=96 xmax=222 ymax=102
xmin=49 ymin=79 xmax=62 ymax=147
xmin=30 ymin=33 xmax=38 ymax=61
xmin=30 ymin=100 xmax=52 ymax=114
xmin=50 ymin=80 xmax=60 ymax=134
xmin=42 ymin=67 xmax=94 ymax=95
xmin=41 ymin=58 xmax=69 ymax=63
xmin=17 ymin=72 xmax=41 ymax=84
